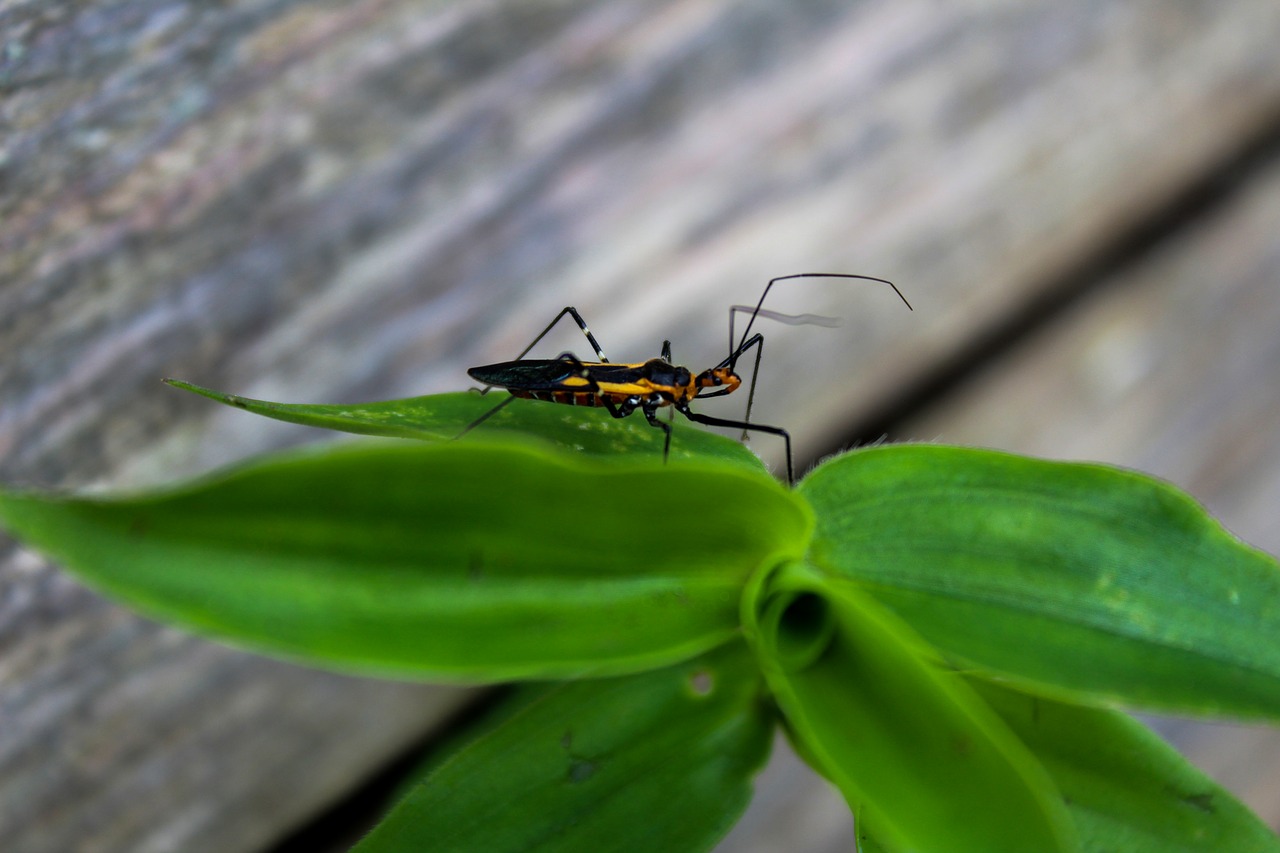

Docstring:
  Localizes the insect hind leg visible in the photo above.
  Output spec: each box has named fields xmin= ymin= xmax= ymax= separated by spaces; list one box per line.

xmin=519 ymin=308 xmax=610 ymax=362
xmin=477 ymin=307 xmax=611 ymax=396
xmin=456 ymin=393 xmax=517 ymax=439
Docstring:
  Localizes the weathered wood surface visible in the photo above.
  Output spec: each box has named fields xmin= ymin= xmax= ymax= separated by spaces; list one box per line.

xmin=3 ymin=0 xmax=1280 ymax=850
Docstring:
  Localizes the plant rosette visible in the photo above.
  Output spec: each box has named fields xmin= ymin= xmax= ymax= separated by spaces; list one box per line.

xmin=3 ymin=385 xmax=1279 ymax=853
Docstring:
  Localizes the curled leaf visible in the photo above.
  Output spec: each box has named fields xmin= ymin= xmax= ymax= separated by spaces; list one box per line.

xmin=744 ymin=561 xmax=1078 ymax=853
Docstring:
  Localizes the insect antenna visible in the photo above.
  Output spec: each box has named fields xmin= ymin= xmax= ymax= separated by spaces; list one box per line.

xmin=721 ymin=272 xmax=912 ymax=448
xmin=725 ymin=272 xmax=911 ymax=370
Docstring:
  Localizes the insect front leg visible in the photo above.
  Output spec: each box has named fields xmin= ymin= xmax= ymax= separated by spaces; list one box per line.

xmin=736 ymin=332 xmax=765 ymax=440
xmin=641 ymin=399 xmax=673 ymax=463
xmin=694 ymin=333 xmax=765 ymax=442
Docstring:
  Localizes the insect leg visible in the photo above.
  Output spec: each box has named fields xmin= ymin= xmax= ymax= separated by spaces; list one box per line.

xmin=737 ymin=333 xmax=764 ymax=439
xmin=550 ymin=350 xmax=668 ymax=461
xmin=456 ymin=393 xmax=517 ymax=438
xmin=658 ymin=340 xmax=678 ymax=425
xmin=642 ymin=400 xmax=673 ymax=462
xmin=552 ymin=349 xmax=603 ymax=392
xmin=696 ymin=332 xmax=765 ymax=440
xmin=679 ymin=407 xmax=794 ymax=485
xmin=516 ymin=308 xmax=610 ymax=363
xmin=461 ymin=350 xmax=632 ymax=441
xmin=549 ymin=351 xmax=635 ymax=422
xmin=727 ymin=273 xmax=909 ymax=356
xmin=476 ymin=308 xmax=611 ymax=397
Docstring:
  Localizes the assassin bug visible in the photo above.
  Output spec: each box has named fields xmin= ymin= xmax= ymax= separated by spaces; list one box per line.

xmin=460 ymin=273 xmax=911 ymax=483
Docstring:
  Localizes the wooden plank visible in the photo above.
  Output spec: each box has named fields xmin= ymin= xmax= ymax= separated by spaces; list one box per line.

xmin=3 ymin=1 xmax=1280 ymax=849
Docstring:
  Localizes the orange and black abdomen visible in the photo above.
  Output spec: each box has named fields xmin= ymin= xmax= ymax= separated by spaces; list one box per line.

xmin=509 ymin=388 xmax=608 ymax=407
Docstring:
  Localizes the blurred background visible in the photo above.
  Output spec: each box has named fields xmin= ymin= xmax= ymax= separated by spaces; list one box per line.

xmin=2 ymin=1 xmax=1279 ymax=850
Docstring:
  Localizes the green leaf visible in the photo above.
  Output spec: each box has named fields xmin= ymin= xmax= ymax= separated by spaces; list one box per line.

xmin=799 ymin=445 xmax=1280 ymax=718
xmin=353 ymin=642 xmax=774 ymax=853
xmin=0 ymin=442 xmax=810 ymax=681
xmin=854 ymin=823 xmax=892 ymax=853
xmin=972 ymin=681 xmax=1280 ymax=853
xmin=164 ymin=380 xmax=768 ymax=474
xmin=744 ymin=561 xmax=1078 ymax=853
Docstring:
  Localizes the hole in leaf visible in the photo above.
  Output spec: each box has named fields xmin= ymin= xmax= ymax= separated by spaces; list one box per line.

xmin=688 ymin=668 xmax=714 ymax=696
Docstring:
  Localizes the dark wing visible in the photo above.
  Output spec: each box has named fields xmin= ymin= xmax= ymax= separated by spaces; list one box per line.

xmin=468 ymin=360 xmax=575 ymax=390
xmin=468 ymin=359 xmax=643 ymax=392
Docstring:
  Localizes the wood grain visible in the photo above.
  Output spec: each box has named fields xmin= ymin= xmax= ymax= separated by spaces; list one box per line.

xmin=3 ymin=0 xmax=1279 ymax=849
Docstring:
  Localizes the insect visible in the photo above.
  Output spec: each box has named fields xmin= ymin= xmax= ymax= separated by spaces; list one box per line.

xmin=460 ymin=273 xmax=911 ymax=483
